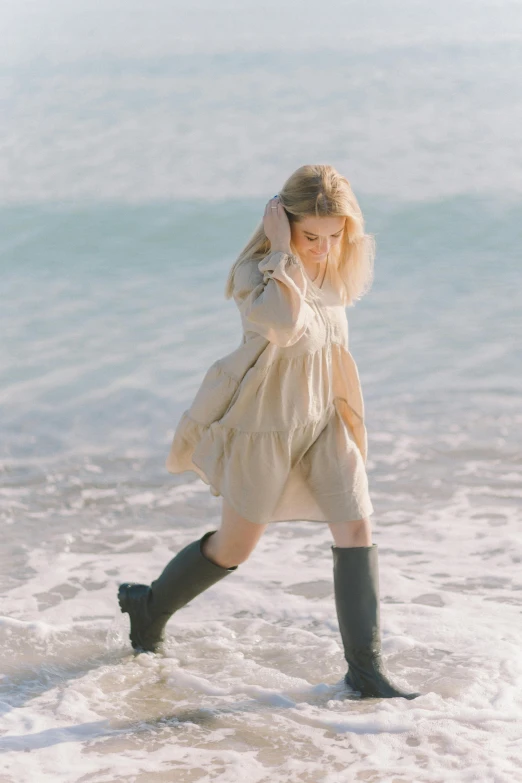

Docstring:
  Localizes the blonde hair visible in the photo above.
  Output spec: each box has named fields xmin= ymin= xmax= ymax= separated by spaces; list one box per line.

xmin=224 ymin=164 xmax=375 ymax=306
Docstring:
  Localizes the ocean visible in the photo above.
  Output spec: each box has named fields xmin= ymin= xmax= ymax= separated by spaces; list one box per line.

xmin=1 ymin=1 xmax=521 ymax=781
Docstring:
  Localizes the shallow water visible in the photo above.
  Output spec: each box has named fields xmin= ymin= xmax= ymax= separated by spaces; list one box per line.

xmin=1 ymin=1 xmax=522 ymax=781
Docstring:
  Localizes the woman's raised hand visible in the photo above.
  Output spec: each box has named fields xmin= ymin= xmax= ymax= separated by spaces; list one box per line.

xmin=263 ymin=196 xmax=292 ymax=254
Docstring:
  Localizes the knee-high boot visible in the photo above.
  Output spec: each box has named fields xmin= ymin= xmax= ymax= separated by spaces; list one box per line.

xmin=332 ymin=543 xmax=421 ymax=699
xmin=118 ymin=530 xmax=238 ymax=653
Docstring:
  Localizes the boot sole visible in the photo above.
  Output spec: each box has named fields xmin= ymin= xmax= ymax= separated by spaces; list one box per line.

xmin=117 ymin=584 xmax=130 ymax=615
xmin=345 ymin=671 xmax=420 ymax=700
xmin=118 ymin=584 xmax=143 ymax=651
xmin=117 ymin=583 xmax=162 ymax=654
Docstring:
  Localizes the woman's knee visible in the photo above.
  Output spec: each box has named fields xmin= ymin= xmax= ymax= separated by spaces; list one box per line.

xmin=202 ymin=528 xmax=262 ymax=568
xmin=202 ymin=499 xmax=268 ymax=568
xmin=328 ymin=516 xmax=373 ymax=548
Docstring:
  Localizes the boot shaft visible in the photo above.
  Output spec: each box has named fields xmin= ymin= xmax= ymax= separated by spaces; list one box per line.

xmin=331 ymin=543 xmax=381 ymax=655
xmin=151 ymin=530 xmax=237 ymax=615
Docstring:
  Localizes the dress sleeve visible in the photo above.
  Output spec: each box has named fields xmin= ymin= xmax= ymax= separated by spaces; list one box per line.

xmin=232 ymin=251 xmax=314 ymax=347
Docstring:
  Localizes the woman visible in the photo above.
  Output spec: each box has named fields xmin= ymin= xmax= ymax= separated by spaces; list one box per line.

xmin=118 ymin=164 xmax=420 ymax=700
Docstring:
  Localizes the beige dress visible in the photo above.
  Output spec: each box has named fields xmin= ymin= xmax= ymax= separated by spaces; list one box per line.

xmin=166 ymin=250 xmax=374 ymax=525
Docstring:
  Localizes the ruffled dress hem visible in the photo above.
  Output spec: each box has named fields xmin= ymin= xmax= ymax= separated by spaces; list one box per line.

xmin=166 ymin=403 xmax=374 ymax=525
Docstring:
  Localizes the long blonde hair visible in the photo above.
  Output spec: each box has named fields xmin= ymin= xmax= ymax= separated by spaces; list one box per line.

xmin=224 ymin=164 xmax=375 ymax=306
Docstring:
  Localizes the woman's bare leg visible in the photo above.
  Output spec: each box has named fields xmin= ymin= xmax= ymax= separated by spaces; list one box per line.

xmin=328 ymin=517 xmax=373 ymax=548
xmin=202 ymin=497 xmax=269 ymax=568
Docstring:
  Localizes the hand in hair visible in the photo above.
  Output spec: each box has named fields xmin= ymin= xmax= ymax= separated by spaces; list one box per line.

xmin=263 ymin=196 xmax=292 ymax=255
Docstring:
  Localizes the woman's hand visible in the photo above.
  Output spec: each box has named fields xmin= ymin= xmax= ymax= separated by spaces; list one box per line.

xmin=263 ymin=196 xmax=292 ymax=254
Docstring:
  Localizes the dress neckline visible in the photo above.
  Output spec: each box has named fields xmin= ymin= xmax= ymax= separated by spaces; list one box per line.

xmin=301 ymin=259 xmax=345 ymax=306
xmin=303 ymin=258 xmax=330 ymax=296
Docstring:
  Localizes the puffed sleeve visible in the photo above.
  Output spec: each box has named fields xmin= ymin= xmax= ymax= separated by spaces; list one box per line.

xmin=232 ymin=251 xmax=315 ymax=347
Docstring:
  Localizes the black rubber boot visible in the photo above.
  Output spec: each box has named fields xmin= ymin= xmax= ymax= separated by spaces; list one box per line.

xmin=118 ymin=530 xmax=238 ymax=653
xmin=332 ymin=543 xmax=421 ymax=699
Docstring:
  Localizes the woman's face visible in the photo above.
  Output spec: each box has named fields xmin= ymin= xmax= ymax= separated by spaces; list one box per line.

xmin=290 ymin=215 xmax=346 ymax=266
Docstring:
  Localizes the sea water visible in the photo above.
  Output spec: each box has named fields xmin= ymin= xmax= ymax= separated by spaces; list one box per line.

xmin=1 ymin=2 xmax=521 ymax=781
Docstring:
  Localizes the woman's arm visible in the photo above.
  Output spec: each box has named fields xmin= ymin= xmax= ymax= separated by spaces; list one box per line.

xmin=232 ymin=251 xmax=314 ymax=347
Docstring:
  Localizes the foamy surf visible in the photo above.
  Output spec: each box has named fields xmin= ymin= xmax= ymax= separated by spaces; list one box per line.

xmin=1 ymin=0 xmax=522 ymax=774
